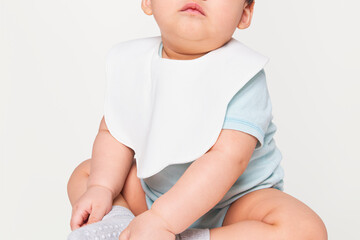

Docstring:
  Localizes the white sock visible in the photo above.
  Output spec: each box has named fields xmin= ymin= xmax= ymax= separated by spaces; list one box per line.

xmin=176 ymin=228 xmax=210 ymax=240
xmin=67 ymin=205 xmax=135 ymax=240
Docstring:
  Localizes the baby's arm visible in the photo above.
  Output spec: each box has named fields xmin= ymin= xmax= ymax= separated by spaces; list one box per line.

xmin=70 ymin=116 xmax=135 ymax=229
xmin=86 ymin=116 xmax=134 ymax=196
xmin=150 ymin=129 xmax=258 ymax=234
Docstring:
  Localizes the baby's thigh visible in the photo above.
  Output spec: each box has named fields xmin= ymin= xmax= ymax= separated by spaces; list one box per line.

xmin=222 ymin=188 xmax=327 ymax=239
xmin=121 ymin=160 xmax=148 ymax=216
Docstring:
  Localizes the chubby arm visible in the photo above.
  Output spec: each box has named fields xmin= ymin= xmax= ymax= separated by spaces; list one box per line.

xmin=87 ymin=116 xmax=135 ymax=198
xmin=150 ymin=129 xmax=258 ymax=234
xmin=70 ymin=116 xmax=135 ymax=229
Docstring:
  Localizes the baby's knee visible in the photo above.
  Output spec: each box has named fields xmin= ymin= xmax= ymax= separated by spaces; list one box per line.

xmin=71 ymin=159 xmax=91 ymax=178
xmin=283 ymin=210 xmax=328 ymax=240
xmin=306 ymin=215 xmax=328 ymax=240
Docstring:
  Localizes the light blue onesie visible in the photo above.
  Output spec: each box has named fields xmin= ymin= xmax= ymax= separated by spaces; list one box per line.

xmin=139 ymin=42 xmax=285 ymax=229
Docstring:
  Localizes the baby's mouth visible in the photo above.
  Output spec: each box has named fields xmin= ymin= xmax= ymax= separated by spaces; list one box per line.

xmin=180 ymin=2 xmax=206 ymax=16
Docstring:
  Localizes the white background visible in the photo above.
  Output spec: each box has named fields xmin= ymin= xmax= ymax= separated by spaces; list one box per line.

xmin=1 ymin=0 xmax=359 ymax=239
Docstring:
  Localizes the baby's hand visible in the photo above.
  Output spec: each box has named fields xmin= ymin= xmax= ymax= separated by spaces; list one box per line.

xmin=70 ymin=185 xmax=113 ymax=230
xmin=119 ymin=209 xmax=176 ymax=240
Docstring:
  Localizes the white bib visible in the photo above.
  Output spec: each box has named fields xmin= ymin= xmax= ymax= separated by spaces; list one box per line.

xmin=104 ymin=36 xmax=269 ymax=179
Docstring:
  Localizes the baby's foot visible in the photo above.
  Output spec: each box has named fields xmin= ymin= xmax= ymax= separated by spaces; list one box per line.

xmin=67 ymin=205 xmax=135 ymax=240
xmin=176 ymin=228 xmax=210 ymax=240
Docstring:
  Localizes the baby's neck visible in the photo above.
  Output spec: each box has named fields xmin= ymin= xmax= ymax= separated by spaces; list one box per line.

xmin=161 ymin=44 xmax=208 ymax=60
xmin=159 ymin=35 xmax=233 ymax=60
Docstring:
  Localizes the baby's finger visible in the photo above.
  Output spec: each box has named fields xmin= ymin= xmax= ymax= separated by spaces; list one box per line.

xmin=70 ymin=209 xmax=89 ymax=230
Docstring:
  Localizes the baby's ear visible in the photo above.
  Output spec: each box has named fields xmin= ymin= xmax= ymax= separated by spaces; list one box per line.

xmin=237 ymin=1 xmax=255 ymax=30
xmin=141 ymin=0 xmax=153 ymax=15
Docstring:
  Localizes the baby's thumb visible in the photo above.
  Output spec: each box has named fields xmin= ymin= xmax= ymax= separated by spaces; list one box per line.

xmin=119 ymin=227 xmax=130 ymax=240
xmin=87 ymin=208 xmax=106 ymax=225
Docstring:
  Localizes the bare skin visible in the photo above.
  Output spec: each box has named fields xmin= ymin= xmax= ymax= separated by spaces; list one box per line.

xmin=67 ymin=158 xmax=147 ymax=218
xmin=68 ymin=158 xmax=327 ymax=240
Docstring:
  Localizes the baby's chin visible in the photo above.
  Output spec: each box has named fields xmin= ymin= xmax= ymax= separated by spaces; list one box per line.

xmin=158 ymin=16 xmax=209 ymax=39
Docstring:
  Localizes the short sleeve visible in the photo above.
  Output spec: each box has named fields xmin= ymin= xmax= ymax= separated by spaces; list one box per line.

xmin=222 ymin=69 xmax=273 ymax=148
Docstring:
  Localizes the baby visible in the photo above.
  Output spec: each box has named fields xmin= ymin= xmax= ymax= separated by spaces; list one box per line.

xmin=67 ymin=0 xmax=327 ymax=240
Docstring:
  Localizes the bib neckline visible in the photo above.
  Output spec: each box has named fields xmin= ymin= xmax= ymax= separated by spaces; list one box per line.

xmin=155 ymin=39 xmax=232 ymax=64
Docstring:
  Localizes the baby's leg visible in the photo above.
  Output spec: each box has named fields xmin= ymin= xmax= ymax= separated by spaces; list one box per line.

xmin=67 ymin=159 xmax=91 ymax=207
xmin=209 ymin=188 xmax=327 ymax=240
